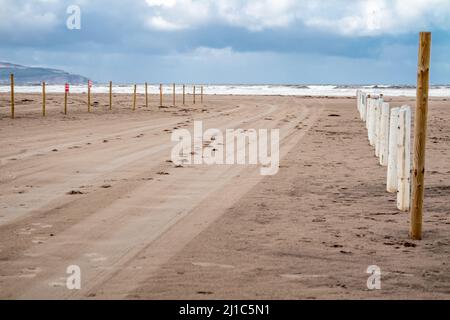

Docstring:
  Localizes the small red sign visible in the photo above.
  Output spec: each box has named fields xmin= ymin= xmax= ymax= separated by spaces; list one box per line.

xmin=65 ymin=83 xmax=69 ymax=93
xmin=88 ymin=80 xmax=93 ymax=88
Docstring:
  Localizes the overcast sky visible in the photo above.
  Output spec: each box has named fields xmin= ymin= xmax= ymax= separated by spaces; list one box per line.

xmin=1 ymin=0 xmax=449 ymax=84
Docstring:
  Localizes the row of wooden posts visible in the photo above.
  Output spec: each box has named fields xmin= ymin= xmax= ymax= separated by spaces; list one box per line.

xmin=7 ymin=74 xmax=204 ymax=119
xmin=356 ymin=32 xmax=431 ymax=241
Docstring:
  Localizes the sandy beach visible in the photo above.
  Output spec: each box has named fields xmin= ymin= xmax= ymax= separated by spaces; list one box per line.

xmin=0 ymin=93 xmax=449 ymax=299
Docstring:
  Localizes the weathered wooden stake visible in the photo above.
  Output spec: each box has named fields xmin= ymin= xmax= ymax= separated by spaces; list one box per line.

xmin=366 ymin=98 xmax=371 ymax=137
xmin=366 ymin=94 xmax=372 ymax=131
xmin=366 ymin=95 xmax=371 ymax=130
xmin=193 ymin=85 xmax=196 ymax=104
xmin=145 ymin=82 xmax=148 ymax=108
xmin=159 ymin=83 xmax=163 ymax=107
xmin=64 ymin=84 xmax=68 ymax=115
xmin=369 ymin=98 xmax=377 ymax=146
xmin=375 ymin=97 xmax=383 ymax=158
xmin=201 ymin=86 xmax=204 ymax=104
xmin=173 ymin=83 xmax=176 ymax=106
xmin=109 ymin=81 xmax=112 ymax=110
xmin=387 ymin=107 xmax=400 ymax=192
xmin=133 ymin=84 xmax=137 ymax=111
xmin=410 ymin=32 xmax=432 ymax=240
xmin=397 ymin=106 xmax=411 ymax=212
xmin=10 ymin=73 xmax=14 ymax=119
xmin=379 ymin=102 xmax=390 ymax=166
xmin=42 ymin=81 xmax=46 ymax=117
xmin=356 ymin=90 xmax=361 ymax=117
xmin=87 ymin=82 xmax=91 ymax=113
xmin=361 ymin=93 xmax=367 ymax=122
xmin=183 ymin=84 xmax=185 ymax=105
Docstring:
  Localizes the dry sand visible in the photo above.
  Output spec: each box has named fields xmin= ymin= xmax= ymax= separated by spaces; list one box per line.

xmin=0 ymin=92 xmax=449 ymax=299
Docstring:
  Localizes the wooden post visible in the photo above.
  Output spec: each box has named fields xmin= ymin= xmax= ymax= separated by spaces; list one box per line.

xmin=366 ymin=98 xmax=371 ymax=138
xmin=362 ymin=93 xmax=368 ymax=122
xmin=375 ymin=97 xmax=383 ymax=158
xmin=387 ymin=107 xmax=401 ymax=193
xmin=42 ymin=81 xmax=46 ymax=117
xmin=159 ymin=83 xmax=163 ymax=107
xmin=360 ymin=91 xmax=365 ymax=118
xmin=379 ymin=102 xmax=390 ymax=166
xmin=109 ymin=81 xmax=113 ymax=110
xmin=201 ymin=86 xmax=204 ymax=104
xmin=87 ymin=81 xmax=91 ymax=113
xmin=64 ymin=84 xmax=68 ymax=115
xmin=183 ymin=84 xmax=185 ymax=105
xmin=366 ymin=95 xmax=371 ymax=129
xmin=369 ymin=98 xmax=377 ymax=146
xmin=133 ymin=84 xmax=137 ymax=111
xmin=10 ymin=73 xmax=14 ymax=119
xmin=173 ymin=83 xmax=176 ymax=106
xmin=356 ymin=90 xmax=361 ymax=116
xmin=410 ymin=32 xmax=431 ymax=240
xmin=397 ymin=106 xmax=411 ymax=212
xmin=145 ymin=82 xmax=148 ymax=108
xmin=193 ymin=85 xmax=196 ymax=104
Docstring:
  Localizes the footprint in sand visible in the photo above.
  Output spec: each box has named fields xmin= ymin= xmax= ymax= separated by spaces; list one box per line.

xmin=32 ymin=237 xmax=47 ymax=244
xmin=192 ymin=262 xmax=235 ymax=269
xmin=85 ymin=252 xmax=108 ymax=263
xmin=31 ymin=222 xmax=53 ymax=229
xmin=19 ymin=266 xmax=42 ymax=279
xmin=280 ymin=274 xmax=327 ymax=280
xmin=16 ymin=227 xmax=37 ymax=235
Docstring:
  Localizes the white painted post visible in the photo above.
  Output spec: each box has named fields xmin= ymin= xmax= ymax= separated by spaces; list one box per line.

xmin=366 ymin=95 xmax=371 ymax=129
xmin=369 ymin=98 xmax=378 ymax=147
xmin=361 ymin=93 xmax=367 ymax=122
xmin=387 ymin=107 xmax=401 ymax=193
xmin=366 ymin=97 xmax=371 ymax=131
xmin=360 ymin=91 xmax=364 ymax=119
xmin=375 ymin=97 xmax=383 ymax=158
xmin=379 ymin=102 xmax=390 ymax=166
xmin=356 ymin=90 xmax=361 ymax=115
xmin=397 ymin=106 xmax=411 ymax=211
xmin=364 ymin=93 xmax=368 ymax=122
xmin=366 ymin=98 xmax=372 ymax=140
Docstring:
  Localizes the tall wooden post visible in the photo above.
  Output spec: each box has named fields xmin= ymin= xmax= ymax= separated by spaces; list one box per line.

xmin=365 ymin=95 xmax=371 ymax=130
xmin=109 ymin=81 xmax=112 ymax=110
xmin=42 ymin=81 xmax=46 ymax=117
xmin=183 ymin=84 xmax=185 ymax=105
xmin=387 ymin=107 xmax=400 ymax=193
xmin=410 ymin=32 xmax=431 ymax=240
xmin=10 ymin=73 xmax=14 ymax=119
xmin=145 ymin=82 xmax=148 ymax=108
xmin=159 ymin=83 xmax=163 ymax=107
xmin=193 ymin=85 xmax=196 ymax=104
xmin=201 ymin=86 xmax=204 ymax=104
xmin=173 ymin=83 xmax=176 ymax=106
xmin=64 ymin=84 xmax=68 ymax=115
xmin=379 ymin=102 xmax=390 ymax=166
xmin=87 ymin=81 xmax=91 ymax=113
xmin=133 ymin=84 xmax=137 ymax=111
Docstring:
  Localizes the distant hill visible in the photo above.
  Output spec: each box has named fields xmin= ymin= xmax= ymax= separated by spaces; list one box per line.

xmin=0 ymin=62 xmax=89 ymax=85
